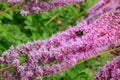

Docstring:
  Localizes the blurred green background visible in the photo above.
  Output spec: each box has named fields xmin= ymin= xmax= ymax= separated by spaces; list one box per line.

xmin=0 ymin=0 xmax=114 ymax=80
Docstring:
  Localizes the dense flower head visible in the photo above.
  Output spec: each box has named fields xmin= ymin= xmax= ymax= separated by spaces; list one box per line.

xmin=21 ymin=0 xmax=83 ymax=15
xmin=0 ymin=11 xmax=120 ymax=79
xmin=84 ymin=0 xmax=120 ymax=24
xmin=94 ymin=55 xmax=120 ymax=80
xmin=0 ymin=0 xmax=84 ymax=15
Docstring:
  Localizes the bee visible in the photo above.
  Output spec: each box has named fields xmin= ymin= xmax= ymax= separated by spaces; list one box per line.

xmin=75 ymin=30 xmax=84 ymax=36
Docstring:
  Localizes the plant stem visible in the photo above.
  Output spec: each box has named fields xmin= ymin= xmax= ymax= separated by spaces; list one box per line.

xmin=76 ymin=47 xmax=120 ymax=65
xmin=0 ymin=0 xmax=25 ymax=16
xmin=45 ymin=12 xmax=60 ymax=26
xmin=0 ymin=59 xmax=27 ymax=72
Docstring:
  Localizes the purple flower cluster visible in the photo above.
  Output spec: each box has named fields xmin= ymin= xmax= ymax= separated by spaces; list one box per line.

xmin=0 ymin=0 xmax=83 ymax=16
xmin=21 ymin=0 xmax=83 ymax=16
xmin=84 ymin=0 xmax=120 ymax=24
xmin=0 ymin=12 xmax=120 ymax=79
xmin=94 ymin=55 xmax=120 ymax=80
